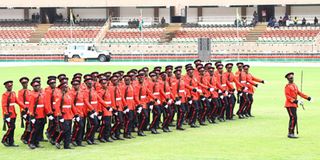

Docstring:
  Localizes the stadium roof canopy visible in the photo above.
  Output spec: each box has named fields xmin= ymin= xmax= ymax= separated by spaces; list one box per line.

xmin=1 ymin=0 xmax=320 ymax=7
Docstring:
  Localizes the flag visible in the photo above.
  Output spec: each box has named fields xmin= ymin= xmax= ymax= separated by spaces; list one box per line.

xmin=138 ymin=10 xmax=144 ymax=32
xmin=70 ymin=9 xmax=74 ymax=25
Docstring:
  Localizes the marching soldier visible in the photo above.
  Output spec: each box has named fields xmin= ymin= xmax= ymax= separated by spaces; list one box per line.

xmin=109 ymin=75 xmax=127 ymax=140
xmin=134 ymin=72 xmax=154 ymax=136
xmin=54 ymin=83 xmax=77 ymax=149
xmin=184 ymin=67 xmax=201 ymax=128
xmin=44 ymin=76 xmax=60 ymax=144
xmin=148 ymin=72 xmax=162 ymax=134
xmin=235 ymin=62 xmax=250 ymax=119
xmin=70 ymin=80 xmax=86 ymax=146
xmin=197 ymin=67 xmax=211 ymax=125
xmin=284 ymin=72 xmax=312 ymax=138
xmin=215 ymin=64 xmax=231 ymax=122
xmin=28 ymin=80 xmax=52 ymax=149
xmin=97 ymin=78 xmax=113 ymax=143
xmin=2 ymin=81 xmax=25 ymax=147
xmin=224 ymin=63 xmax=243 ymax=120
xmin=159 ymin=72 xmax=174 ymax=132
xmin=122 ymin=75 xmax=136 ymax=138
xmin=171 ymin=70 xmax=187 ymax=130
xmin=18 ymin=77 xmax=31 ymax=144
xmin=243 ymin=65 xmax=264 ymax=117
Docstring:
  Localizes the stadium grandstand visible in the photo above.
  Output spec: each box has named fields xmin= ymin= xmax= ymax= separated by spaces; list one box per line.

xmin=1 ymin=0 xmax=320 ymax=62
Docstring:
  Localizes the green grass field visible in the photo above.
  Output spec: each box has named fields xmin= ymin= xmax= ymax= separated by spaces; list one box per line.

xmin=0 ymin=65 xmax=319 ymax=160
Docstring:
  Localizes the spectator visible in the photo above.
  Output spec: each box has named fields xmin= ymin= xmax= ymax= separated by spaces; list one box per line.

xmin=36 ymin=13 xmax=40 ymax=23
xmin=302 ymin=17 xmax=306 ymax=26
xmin=274 ymin=21 xmax=280 ymax=28
xmin=286 ymin=17 xmax=291 ymax=27
xmin=293 ymin=17 xmax=298 ymax=25
xmin=31 ymin=13 xmax=36 ymax=22
xmin=267 ymin=18 xmax=273 ymax=27
xmin=314 ymin=17 xmax=318 ymax=25
xmin=242 ymin=17 xmax=247 ymax=26
xmin=161 ymin=17 xmax=166 ymax=25
xmin=283 ymin=13 xmax=289 ymax=21
xmin=75 ymin=14 xmax=80 ymax=24
xmin=253 ymin=11 xmax=258 ymax=23
xmin=278 ymin=16 xmax=283 ymax=26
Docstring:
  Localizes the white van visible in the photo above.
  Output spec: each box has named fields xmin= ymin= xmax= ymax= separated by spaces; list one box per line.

xmin=64 ymin=44 xmax=111 ymax=62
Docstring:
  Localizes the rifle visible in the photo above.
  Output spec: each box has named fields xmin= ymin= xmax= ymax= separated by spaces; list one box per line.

xmin=57 ymin=92 xmax=65 ymax=132
xmin=300 ymin=70 xmax=305 ymax=110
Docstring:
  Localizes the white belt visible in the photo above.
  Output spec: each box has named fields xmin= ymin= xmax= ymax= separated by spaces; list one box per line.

xmin=153 ymin=92 xmax=160 ymax=95
xmin=241 ymin=81 xmax=246 ymax=83
xmin=91 ymin=101 xmax=98 ymax=104
xmin=37 ymin=104 xmax=44 ymax=108
xmin=246 ymin=82 xmax=250 ymax=84
xmin=165 ymin=92 xmax=170 ymax=95
xmin=126 ymin=97 xmax=133 ymax=100
xmin=63 ymin=105 xmax=71 ymax=108
xmin=116 ymin=98 xmax=121 ymax=101
xmin=9 ymin=103 xmax=15 ymax=106
xmin=221 ymin=84 xmax=226 ymax=87
xmin=179 ymin=90 xmax=185 ymax=93
xmin=25 ymin=101 xmax=30 ymax=104
xmin=105 ymin=101 xmax=111 ymax=105
xmin=76 ymin=103 xmax=84 ymax=106
xmin=140 ymin=96 xmax=146 ymax=99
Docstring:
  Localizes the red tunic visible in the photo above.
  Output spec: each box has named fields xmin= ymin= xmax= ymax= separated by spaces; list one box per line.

xmin=98 ymin=88 xmax=112 ymax=116
xmin=54 ymin=91 xmax=77 ymax=120
xmin=284 ymin=83 xmax=309 ymax=108
xmin=29 ymin=91 xmax=52 ymax=119
xmin=2 ymin=91 xmax=24 ymax=118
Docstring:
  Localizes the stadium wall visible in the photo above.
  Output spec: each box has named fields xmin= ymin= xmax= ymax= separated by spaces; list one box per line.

xmin=0 ymin=9 xmax=24 ymax=20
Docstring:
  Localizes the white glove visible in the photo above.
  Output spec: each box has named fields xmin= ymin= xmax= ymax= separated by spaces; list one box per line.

xmin=48 ymin=115 xmax=54 ymax=120
xmin=220 ymin=95 xmax=224 ymax=99
xmin=72 ymin=118 xmax=75 ymax=122
xmin=59 ymin=118 xmax=64 ymax=123
xmin=149 ymin=105 xmax=154 ymax=110
xmin=114 ymin=112 xmax=118 ymax=116
xmin=90 ymin=113 xmax=95 ymax=119
xmin=175 ymin=100 xmax=181 ymax=105
xmin=310 ymin=97 xmax=314 ymax=102
xmin=137 ymin=109 xmax=142 ymax=114
xmin=76 ymin=117 xmax=80 ymax=122
xmin=30 ymin=119 xmax=36 ymax=124
xmin=108 ymin=108 xmax=113 ymax=112
xmin=164 ymin=105 xmax=168 ymax=109
xmin=208 ymin=98 xmax=212 ymax=102
xmin=125 ymin=108 xmax=130 ymax=113
xmin=22 ymin=114 xmax=27 ymax=119
xmin=197 ymin=89 xmax=202 ymax=93
xmin=298 ymin=100 xmax=304 ymax=106
xmin=201 ymin=97 xmax=206 ymax=101
xmin=93 ymin=112 xmax=98 ymax=116
xmin=98 ymin=116 xmax=102 ymax=120
xmin=5 ymin=117 xmax=10 ymax=122
xmin=168 ymin=99 xmax=173 ymax=104
xmin=228 ymin=94 xmax=231 ymax=97
xmin=225 ymin=91 xmax=228 ymax=95
xmin=188 ymin=100 xmax=192 ymax=105
xmin=156 ymin=99 xmax=161 ymax=104
xmin=218 ymin=90 xmax=222 ymax=94
xmin=209 ymin=88 xmax=214 ymax=92
xmin=244 ymin=87 xmax=248 ymax=91
xmin=239 ymin=93 xmax=243 ymax=96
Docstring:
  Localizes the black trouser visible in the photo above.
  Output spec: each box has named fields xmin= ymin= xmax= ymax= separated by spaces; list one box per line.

xmin=190 ymin=100 xmax=200 ymax=125
xmin=218 ymin=97 xmax=229 ymax=119
xmin=56 ymin=120 xmax=72 ymax=148
xmin=150 ymin=105 xmax=161 ymax=130
xmin=2 ymin=118 xmax=16 ymax=145
xmin=237 ymin=92 xmax=249 ymax=115
xmin=162 ymin=104 xmax=173 ymax=129
xmin=138 ymin=108 xmax=148 ymax=132
xmin=39 ymin=118 xmax=46 ymax=141
xmin=85 ymin=116 xmax=99 ymax=142
xmin=98 ymin=116 xmax=111 ymax=140
xmin=287 ymin=107 xmax=297 ymax=134
xmin=111 ymin=111 xmax=123 ymax=137
xmin=176 ymin=103 xmax=186 ymax=128
xmin=244 ymin=93 xmax=254 ymax=115
xmin=72 ymin=117 xmax=85 ymax=145
xmin=169 ymin=104 xmax=177 ymax=124
xmin=200 ymin=98 xmax=211 ymax=123
xmin=124 ymin=111 xmax=134 ymax=135
xmin=46 ymin=118 xmax=57 ymax=141
xmin=208 ymin=98 xmax=219 ymax=120
xmin=226 ymin=94 xmax=236 ymax=119
xmin=21 ymin=115 xmax=30 ymax=142
xmin=29 ymin=118 xmax=45 ymax=145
